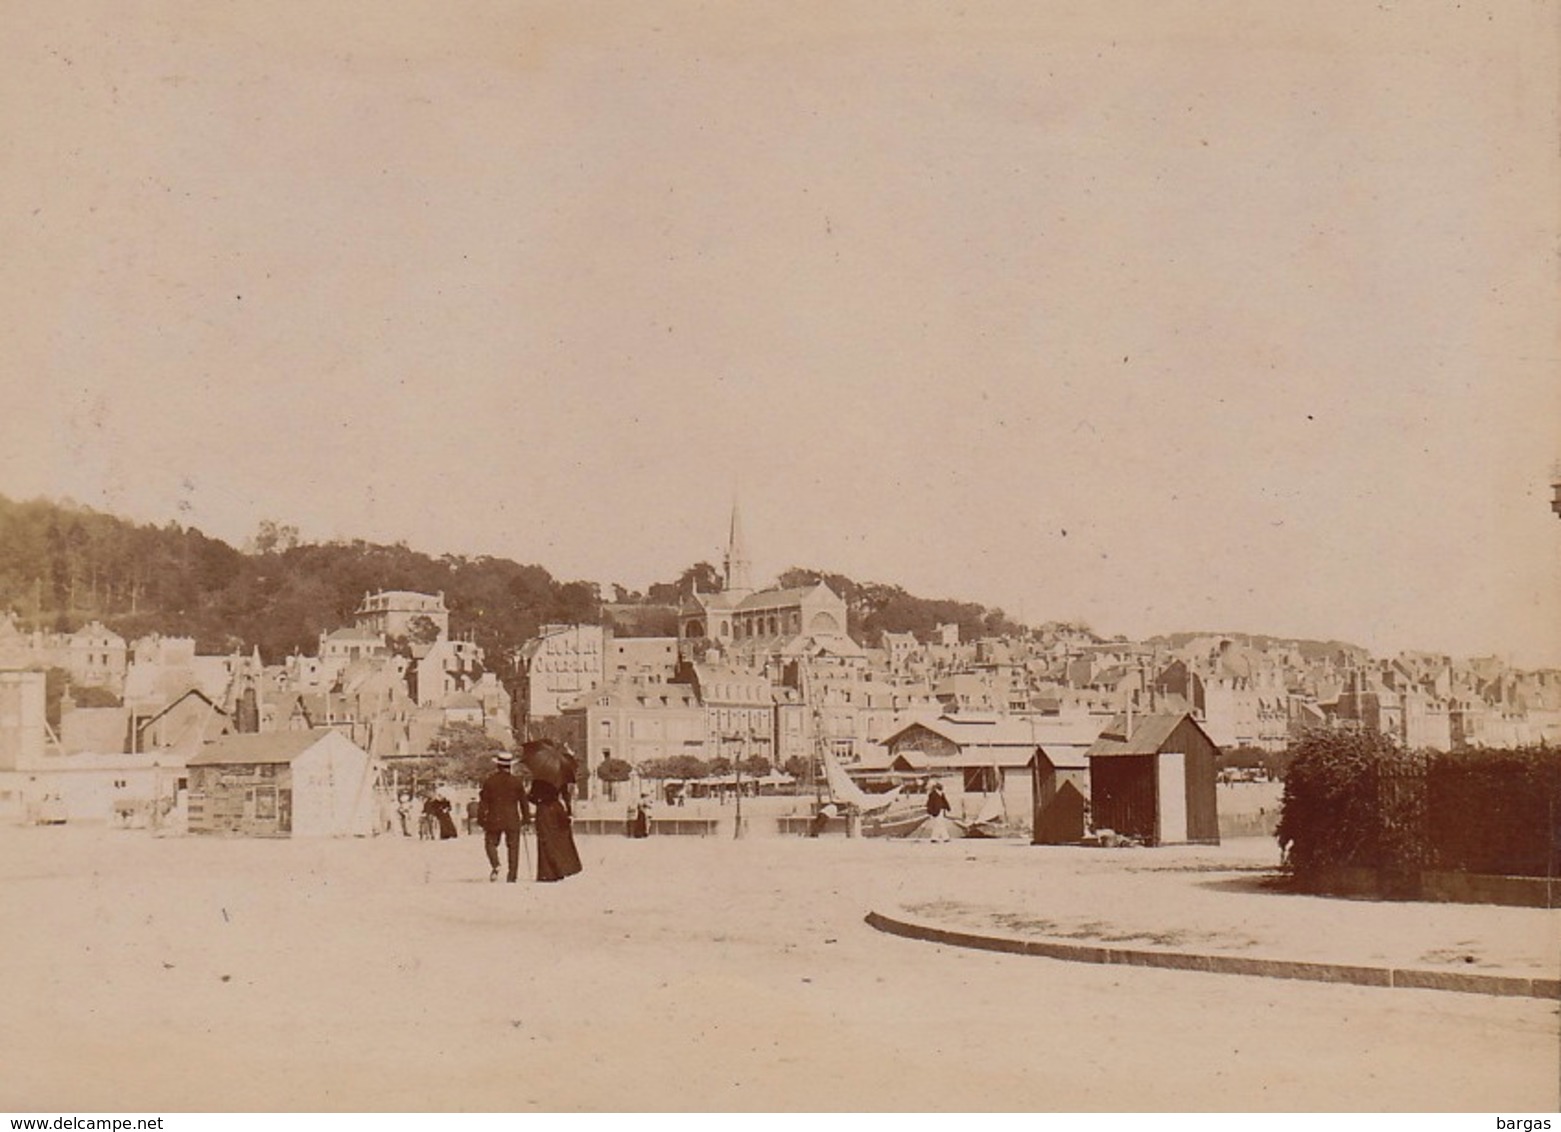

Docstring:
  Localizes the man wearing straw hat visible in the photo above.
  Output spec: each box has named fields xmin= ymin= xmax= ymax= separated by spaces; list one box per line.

xmin=477 ymin=752 xmax=532 ymax=883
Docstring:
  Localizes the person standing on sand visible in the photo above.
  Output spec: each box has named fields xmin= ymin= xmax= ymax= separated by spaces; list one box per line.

xmin=524 ymin=740 xmax=583 ymax=883
xmin=430 ymin=788 xmax=459 ymax=840
xmin=628 ymin=794 xmax=650 ymax=839
xmin=478 ymin=753 xmax=531 ymax=883
xmin=925 ymin=782 xmax=953 ymax=843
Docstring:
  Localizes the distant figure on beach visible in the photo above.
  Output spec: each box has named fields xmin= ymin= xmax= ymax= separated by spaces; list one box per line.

xmin=396 ymin=794 xmax=413 ymax=837
xmin=428 ymin=790 xmax=458 ymax=840
xmin=809 ymin=802 xmax=838 ymax=838
xmin=478 ymin=753 xmax=532 ymax=883
xmin=628 ymin=795 xmax=650 ymax=839
xmin=418 ymin=793 xmax=438 ymax=840
xmin=464 ymin=798 xmax=480 ymax=835
xmin=522 ymin=740 xmax=583 ymax=882
xmin=925 ymin=783 xmax=952 ymax=843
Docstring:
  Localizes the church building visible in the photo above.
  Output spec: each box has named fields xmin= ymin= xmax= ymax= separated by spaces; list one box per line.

xmin=677 ymin=505 xmax=853 ymax=663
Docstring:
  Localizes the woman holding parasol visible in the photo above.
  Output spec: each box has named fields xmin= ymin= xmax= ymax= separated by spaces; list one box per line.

xmin=519 ymin=739 xmax=583 ymax=882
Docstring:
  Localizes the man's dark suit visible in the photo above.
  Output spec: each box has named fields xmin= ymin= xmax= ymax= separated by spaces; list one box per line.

xmin=478 ymin=768 xmax=532 ymax=882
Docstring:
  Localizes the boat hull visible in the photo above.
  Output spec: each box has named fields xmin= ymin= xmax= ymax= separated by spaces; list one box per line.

xmin=862 ymin=810 xmax=929 ymax=838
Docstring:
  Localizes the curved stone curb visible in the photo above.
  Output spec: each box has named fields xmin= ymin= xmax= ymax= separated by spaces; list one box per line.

xmin=864 ymin=910 xmax=1561 ymax=1001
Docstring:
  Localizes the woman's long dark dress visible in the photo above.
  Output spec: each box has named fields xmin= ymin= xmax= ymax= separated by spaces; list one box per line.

xmin=529 ymin=781 xmax=582 ymax=882
xmin=431 ymin=797 xmax=458 ymax=840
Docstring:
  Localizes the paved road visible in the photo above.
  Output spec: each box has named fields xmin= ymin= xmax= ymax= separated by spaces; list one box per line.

xmin=2 ymin=827 xmax=1556 ymax=1111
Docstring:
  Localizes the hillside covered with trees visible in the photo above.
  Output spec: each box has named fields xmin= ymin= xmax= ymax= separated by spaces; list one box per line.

xmin=0 ymin=495 xmax=599 ymax=667
xmin=0 ymin=495 xmax=1030 ymax=671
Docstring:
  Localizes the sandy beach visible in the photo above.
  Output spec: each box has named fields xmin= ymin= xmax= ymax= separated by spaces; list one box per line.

xmin=3 ymin=823 xmax=1557 ymax=1112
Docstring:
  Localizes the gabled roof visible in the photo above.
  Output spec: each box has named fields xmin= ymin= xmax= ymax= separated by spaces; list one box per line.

xmin=859 ymin=744 xmax=1036 ymax=771
xmin=70 ymin=621 xmax=125 ymax=645
xmin=793 ymin=635 xmax=865 ymax=658
xmin=1087 ymin=713 xmax=1206 ymax=758
xmin=688 ymin=672 xmax=775 ymax=705
xmin=568 ymin=678 xmax=703 ymax=712
xmin=680 ymin=590 xmax=740 ymax=615
xmin=1031 ymin=714 xmax=1115 ymax=747
xmin=189 ymin=728 xmax=346 ymax=766
xmin=137 ymin=685 xmax=220 ymax=722
xmin=734 ymin=584 xmax=831 ymax=612
xmin=1035 ymin=743 xmax=1093 ymax=770
xmin=934 ymin=673 xmax=989 ymax=694
xmin=881 ymin=714 xmax=1039 ymax=749
xmin=1089 ymin=665 xmax=1134 ymax=687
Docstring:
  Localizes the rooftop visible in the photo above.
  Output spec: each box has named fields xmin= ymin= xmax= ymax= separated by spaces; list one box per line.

xmin=188 ymin=728 xmax=344 ymax=766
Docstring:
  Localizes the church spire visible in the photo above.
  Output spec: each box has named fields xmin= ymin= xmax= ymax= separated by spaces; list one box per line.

xmin=724 ymin=500 xmax=753 ymax=596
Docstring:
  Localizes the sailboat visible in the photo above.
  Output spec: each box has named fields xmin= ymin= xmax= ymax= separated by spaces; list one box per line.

xmin=819 ymin=746 xmax=925 ymax=837
xmin=953 ymin=781 xmax=1006 ymax=838
xmin=820 ymin=744 xmax=903 ymax=813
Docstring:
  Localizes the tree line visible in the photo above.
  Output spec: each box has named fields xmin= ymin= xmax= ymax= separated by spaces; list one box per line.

xmin=0 ymin=494 xmax=1032 ymax=684
xmin=0 ymin=495 xmax=598 ymax=671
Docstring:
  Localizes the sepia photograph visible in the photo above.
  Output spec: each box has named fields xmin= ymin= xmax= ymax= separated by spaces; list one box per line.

xmin=1 ymin=0 xmax=1558 ymax=1117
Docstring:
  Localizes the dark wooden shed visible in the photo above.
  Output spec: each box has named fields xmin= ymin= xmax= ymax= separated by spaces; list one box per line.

xmin=1031 ymin=744 xmax=1092 ymax=844
xmin=1086 ymin=713 xmax=1221 ymax=846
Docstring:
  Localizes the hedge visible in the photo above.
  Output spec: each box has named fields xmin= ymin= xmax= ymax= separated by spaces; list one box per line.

xmin=1277 ymin=728 xmax=1561 ymax=886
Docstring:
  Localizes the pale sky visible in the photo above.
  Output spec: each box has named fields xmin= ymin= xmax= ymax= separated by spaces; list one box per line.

xmin=3 ymin=2 xmax=1558 ymax=665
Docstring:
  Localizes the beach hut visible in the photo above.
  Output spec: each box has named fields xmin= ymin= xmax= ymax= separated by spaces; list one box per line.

xmin=1031 ymin=743 xmax=1092 ymax=844
xmin=187 ymin=728 xmax=379 ymax=837
xmin=1085 ymin=713 xmax=1220 ymax=846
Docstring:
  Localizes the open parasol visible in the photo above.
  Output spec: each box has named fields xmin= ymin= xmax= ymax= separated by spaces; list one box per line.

xmin=519 ymin=739 xmax=578 ymax=789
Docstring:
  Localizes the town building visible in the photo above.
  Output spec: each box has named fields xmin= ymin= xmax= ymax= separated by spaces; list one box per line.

xmin=354 ymin=590 xmax=450 ymax=641
xmin=675 ymin=661 xmax=777 ymax=765
xmin=872 ymin=713 xmax=1041 ymax=821
xmin=606 ymin=636 xmax=679 ymax=684
xmin=557 ymin=679 xmax=708 ymax=795
xmin=521 ymin=623 xmax=607 ymax=721
xmin=65 ymin=621 xmax=128 ymax=694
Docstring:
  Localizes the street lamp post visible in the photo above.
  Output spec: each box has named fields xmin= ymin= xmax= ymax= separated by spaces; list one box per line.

xmin=732 ymin=730 xmax=748 ymax=840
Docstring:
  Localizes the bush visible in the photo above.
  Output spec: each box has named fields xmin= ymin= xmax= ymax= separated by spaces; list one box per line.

xmin=639 ymin=755 xmax=709 ymax=781
xmin=1425 ymin=747 xmax=1561 ymax=877
xmin=783 ymin=755 xmax=818 ymax=780
xmin=1278 ymin=729 xmax=1561 ymax=887
xmin=429 ymin=723 xmax=511 ymax=788
xmin=1275 ymin=728 xmax=1422 ymax=884
xmin=596 ymin=757 xmax=633 ymax=784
